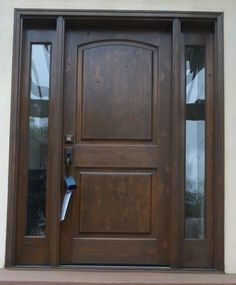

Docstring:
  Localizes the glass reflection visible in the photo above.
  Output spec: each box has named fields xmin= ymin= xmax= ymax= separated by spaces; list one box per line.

xmin=185 ymin=47 xmax=205 ymax=239
xmin=26 ymin=44 xmax=51 ymax=236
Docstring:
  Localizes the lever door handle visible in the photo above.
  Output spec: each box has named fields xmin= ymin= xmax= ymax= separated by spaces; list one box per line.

xmin=65 ymin=147 xmax=73 ymax=171
xmin=61 ymin=147 xmax=74 ymax=221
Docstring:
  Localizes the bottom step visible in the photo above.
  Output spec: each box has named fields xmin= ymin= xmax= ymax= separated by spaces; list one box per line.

xmin=0 ymin=269 xmax=236 ymax=285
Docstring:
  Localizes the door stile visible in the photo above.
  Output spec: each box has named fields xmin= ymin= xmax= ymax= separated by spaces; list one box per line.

xmin=170 ymin=18 xmax=182 ymax=269
xmin=5 ymin=11 xmax=23 ymax=267
xmin=214 ymin=14 xmax=224 ymax=271
xmin=48 ymin=16 xmax=65 ymax=266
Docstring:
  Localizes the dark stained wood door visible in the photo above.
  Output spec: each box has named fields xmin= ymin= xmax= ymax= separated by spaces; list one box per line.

xmin=60 ymin=20 xmax=172 ymax=265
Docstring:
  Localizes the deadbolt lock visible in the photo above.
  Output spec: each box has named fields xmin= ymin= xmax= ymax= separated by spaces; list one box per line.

xmin=65 ymin=134 xmax=74 ymax=144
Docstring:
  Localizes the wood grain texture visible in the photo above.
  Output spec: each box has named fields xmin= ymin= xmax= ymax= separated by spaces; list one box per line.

xmin=79 ymin=172 xmax=152 ymax=233
xmin=214 ymin=13 xmax=224 ymax=271
xmin=7 ymin=10 xmax=224 ymax=270
xmin=60 ymin=20 xmax=172 ymax=265
xmin=180 ymin=24 xmax=215 ymax=268
xmin=15 ymin=28 xmax=57 ymax=265
xmin=5 ymin=10 xmax=22 ymax=267
xmin=81 ymin=43 xmax=154 ymax=140
xmin=74 ymin=145 xmax=158 ymax=168
xmin=170 ymin=18 xmax=182 ymax=269
xmin=48 ymin=16 xmax=65 ymax=266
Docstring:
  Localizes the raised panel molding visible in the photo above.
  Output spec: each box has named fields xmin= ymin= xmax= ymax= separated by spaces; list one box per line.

xmin=79 ymin=172 xmax=152 ymax=233
xmin=77 ymin=41 xmax=158 ymax=141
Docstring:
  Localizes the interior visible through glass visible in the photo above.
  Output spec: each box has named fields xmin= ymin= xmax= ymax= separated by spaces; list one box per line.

xmin=185 ymin=47 xmax=205 ymax=239
xmin=26 ymin=44 xmax=51 ymax=236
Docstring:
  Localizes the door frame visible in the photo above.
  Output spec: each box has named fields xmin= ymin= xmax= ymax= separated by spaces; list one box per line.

xmin=6 ymin=9 xmax=224 ymax=270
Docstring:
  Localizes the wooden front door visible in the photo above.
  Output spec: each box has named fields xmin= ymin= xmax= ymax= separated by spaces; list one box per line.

xmin=60 ymin=20 xmax=172 ymax=265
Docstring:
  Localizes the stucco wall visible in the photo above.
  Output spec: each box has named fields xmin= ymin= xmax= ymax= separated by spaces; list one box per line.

xmin=0 ymin=0 xmax=235 ymax=273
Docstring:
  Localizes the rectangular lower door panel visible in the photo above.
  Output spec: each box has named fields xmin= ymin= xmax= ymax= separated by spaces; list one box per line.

xmin=60 ymin=169 xmax=167 ymax=265
xmin=79 ymin=172 xmax=152 ymax=234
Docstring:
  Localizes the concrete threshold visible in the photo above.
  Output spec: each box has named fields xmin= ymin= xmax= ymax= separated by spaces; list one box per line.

xmin=0 ymin=269 xmax=236 ymax=285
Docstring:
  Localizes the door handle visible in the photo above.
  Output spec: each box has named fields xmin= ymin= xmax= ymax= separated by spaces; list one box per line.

xmin=61 ymin=147 xmax=76 ymax=221
xmin=65 ymin=147 xmax=73 ymax=172
xmin=60 ymin=176 xmax=77 ymax=221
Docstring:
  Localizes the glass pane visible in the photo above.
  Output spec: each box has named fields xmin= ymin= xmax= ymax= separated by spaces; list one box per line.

xmin=26 ymin=44 xmax=51 ymax=236
xmin=185 ymin=47 xmax=205 ymax=239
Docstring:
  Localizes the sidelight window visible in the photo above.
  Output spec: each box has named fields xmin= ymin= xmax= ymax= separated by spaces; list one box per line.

xmin=26 ymin=44 xmax=51 ymax=236
xmin=185 ymin=46 xmax=205 ymax=239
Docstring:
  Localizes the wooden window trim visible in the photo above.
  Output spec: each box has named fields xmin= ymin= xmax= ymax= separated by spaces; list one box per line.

xmin=6 ymin=9 xmax=224 ymax=270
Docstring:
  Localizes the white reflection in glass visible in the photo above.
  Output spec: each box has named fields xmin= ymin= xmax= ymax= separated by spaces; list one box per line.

xmin=185 ymin=47 xmax=205 ymax=239
xmin=26 ymin=44 xmax=51 ymax=236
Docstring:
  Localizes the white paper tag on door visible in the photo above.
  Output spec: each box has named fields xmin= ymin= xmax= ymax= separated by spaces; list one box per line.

xmin=60 ymin=190 xmax=72 ymax=221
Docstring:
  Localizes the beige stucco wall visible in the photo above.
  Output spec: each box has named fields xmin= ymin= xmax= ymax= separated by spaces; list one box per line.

xmin=0 ymin=0 xmax=235 ymax=273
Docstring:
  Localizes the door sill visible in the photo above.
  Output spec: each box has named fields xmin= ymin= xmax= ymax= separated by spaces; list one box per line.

xmin=60 ymin=265 xmax=172 ymax=271
xmin=11 ymin=264 xmax=218 ymax=272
